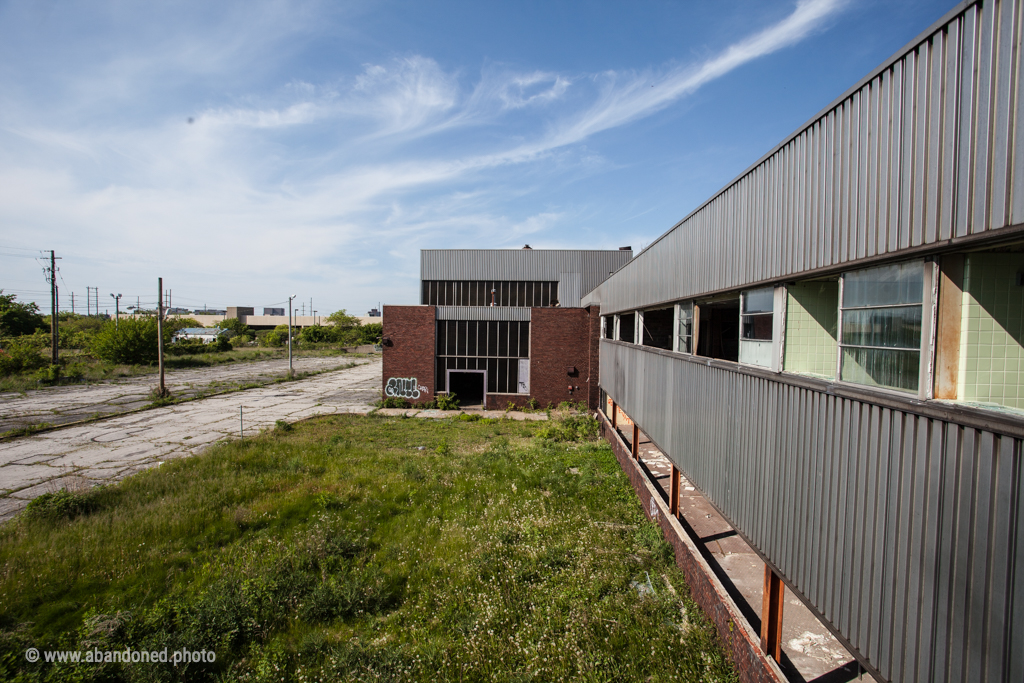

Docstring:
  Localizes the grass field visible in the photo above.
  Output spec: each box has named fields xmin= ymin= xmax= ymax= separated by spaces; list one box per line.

xmin=0 ymin=413 xmax=736 ymax=682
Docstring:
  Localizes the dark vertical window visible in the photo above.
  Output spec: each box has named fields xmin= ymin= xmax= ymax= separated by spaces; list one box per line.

xmin=619 ymin=312 xmax=635 ymax=344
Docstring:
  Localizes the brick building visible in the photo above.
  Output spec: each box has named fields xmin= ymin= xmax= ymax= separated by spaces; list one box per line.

xmin=382 ymin=248 xmax=630 ymax=409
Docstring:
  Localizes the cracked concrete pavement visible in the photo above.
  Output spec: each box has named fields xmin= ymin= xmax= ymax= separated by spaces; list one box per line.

xmin=0 ymin=353 xmax=369 ymax=434
xmin=0 ymin=358 xmax=382 ymax=521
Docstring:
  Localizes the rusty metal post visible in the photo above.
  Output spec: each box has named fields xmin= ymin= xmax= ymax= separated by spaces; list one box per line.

xmin=670 ymin=465 xmax=680 ymax=516
xmin=632 ymin=423 xmax=639 ymax=460
xmin=611 ymin=400 xmax=617 ymax=428
xmin=760 ymin=565 xmax=785 ymax=662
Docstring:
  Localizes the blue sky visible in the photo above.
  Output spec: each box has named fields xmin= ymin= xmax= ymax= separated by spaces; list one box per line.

xmin=0 ymin=0 xmax=956 ymax=317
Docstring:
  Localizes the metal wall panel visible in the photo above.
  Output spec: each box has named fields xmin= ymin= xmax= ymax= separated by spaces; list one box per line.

xmin=591 ymin=0 xmax=1024 ymax=314
xmin=422 ymin=249 xmax=631 ymax=307
xmin=601 ymin=341 xmax=1023 ymax=683
xmin=435 ymin=305 xmax=532 ymax=321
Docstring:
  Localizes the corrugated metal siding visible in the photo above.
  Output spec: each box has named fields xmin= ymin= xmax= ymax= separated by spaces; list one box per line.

xmin=601 ymin=341 xmax=1024 ymax=683
xmin=422 ymin=250 xmax=631 ymax=307
xmin=595 ymin=0 xmax=1024 ymax=314
xmin=435 ymin=306 xmax=532 ymax=321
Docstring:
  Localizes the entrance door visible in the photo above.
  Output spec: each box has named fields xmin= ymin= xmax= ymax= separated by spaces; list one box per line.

xmin=447 ymin=370 xmax=486 ymax=406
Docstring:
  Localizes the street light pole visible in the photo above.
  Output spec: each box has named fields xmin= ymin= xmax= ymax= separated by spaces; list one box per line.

xmin=110 ymin=293 xmax=122 ymax=329
xmin=288 ymin=295 xmax=296 ymax=377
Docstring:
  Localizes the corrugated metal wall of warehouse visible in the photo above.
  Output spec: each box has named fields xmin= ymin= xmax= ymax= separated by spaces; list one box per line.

xmin=421 ymin=250 xmax=631 ymax=307
xmin=601 ymin=342 xmax=1023 ymax=683
xmin=593 ymin=0 xmax=1024 ymax=314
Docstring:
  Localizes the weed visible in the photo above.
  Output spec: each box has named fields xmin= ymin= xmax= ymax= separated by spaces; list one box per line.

xmin=273 ymin=419 xmax=293 ymax=433
xmin=435 ymin=392 xmax=459 ymax=411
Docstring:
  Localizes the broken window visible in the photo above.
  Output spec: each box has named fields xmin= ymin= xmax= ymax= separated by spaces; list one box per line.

xmin=641 ymin=307 xmax=673 ymax=349
xmin=950 ymin=251 xmax=1024 ymax=411
xmin=783 ymin=281 xmax=839 ymax=378
xmin=839 ymin=261 xmax=924 ymax=393
xmin=618 ymin=312 xmax=635 ymax=344
xmin=695 ymin=298 xmax=739 ymax=362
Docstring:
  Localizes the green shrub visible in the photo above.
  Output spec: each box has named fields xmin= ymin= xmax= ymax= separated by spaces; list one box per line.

xmin=273 ymin=419 xmax=293 ymax=433
xmin=436 ymin=392 xmax=460 ymax=411
xmin=90 ymin=316 xmax=160 ymax=364
xmin=166 ymin=338 xmax=208 ymax=356
xmin=228 ymin=335 xmax=252 ymax=347
xmin=24 ymin=488 xmax=96 ymax=522
xmin=34 ymin=364 xmax=62 ymax=384
xmin=299 ymin=324 xmax=338 ymax=344
xmin=0 ymin=339 xmax=48 ymax=375
xmin=58 ymin=327 xmax=89 ymax=349
xmin=259 ymin=331 xmax=285 ymax=347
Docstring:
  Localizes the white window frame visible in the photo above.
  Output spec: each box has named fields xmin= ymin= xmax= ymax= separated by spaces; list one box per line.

xmin=673 ymin=301 xmax=694 ymax=354
xmin=835 ymin=259 xmax=936 ymax=398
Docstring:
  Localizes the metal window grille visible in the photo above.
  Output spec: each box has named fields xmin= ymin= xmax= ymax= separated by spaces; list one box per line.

xmin=435 ymin=320 xmax=531 ymax=393
xmin=422 ymin=281 xmax=559 ymax=307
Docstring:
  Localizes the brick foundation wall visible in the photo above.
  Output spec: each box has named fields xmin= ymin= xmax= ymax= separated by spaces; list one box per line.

xmin=382 ymin=305 xmax=436 ymax=405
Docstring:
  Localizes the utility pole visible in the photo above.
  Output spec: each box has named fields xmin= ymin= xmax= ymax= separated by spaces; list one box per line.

xmin=288 ymin=295 xmax=296 ymax=377
xmin=44 ymin=250 xmax=61 ymax=365
xmin=71 ymin=292 xmax=75 ymax=314
xmin=157 ymin=278 xmax=166 ymax=397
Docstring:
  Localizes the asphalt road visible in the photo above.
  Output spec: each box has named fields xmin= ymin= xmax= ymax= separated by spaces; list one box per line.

xmin=0 ymin=358 xmax=381 ymax=521
xmin=0 ymin=354 xmax=365 ymax=434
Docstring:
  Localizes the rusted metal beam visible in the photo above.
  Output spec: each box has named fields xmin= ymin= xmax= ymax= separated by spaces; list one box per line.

xmin=670 ymin=465 xmax=680 ymax=516
xmin=611 ymin=400 xmax=617 ymax=428
xmin=632 ymin=424 xmax=639 ymax=459
xmin=760 ymin=565 xmax=785 ymax=663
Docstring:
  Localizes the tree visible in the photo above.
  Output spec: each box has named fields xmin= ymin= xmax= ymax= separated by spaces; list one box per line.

xmin=90 ymin=317 xmax=161 ymax=364
xmin=216 ymin=317 xmax=250 ymax=337
xmin=325 ymin=309 xmax=360 ymax=333
xmin=0 ymin=291 xmax=46 ymax=337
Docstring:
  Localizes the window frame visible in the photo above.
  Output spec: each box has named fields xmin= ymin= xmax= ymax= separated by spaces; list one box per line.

xmin=674 ymin=301 xmax=694 ymax=354
xmin=835 ymin=259 xmax=936 ymax=399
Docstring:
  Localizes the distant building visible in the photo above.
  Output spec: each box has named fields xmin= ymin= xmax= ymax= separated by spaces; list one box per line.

xmin=263 ymin=307 xmax=285 ymax=316
xmin=383 ymin=248 xmax=631 ymax=408
xmin=171 ymin=328 xmax=230 ymax=344
xmin=367 ymin=308 xmax=381 ymax=317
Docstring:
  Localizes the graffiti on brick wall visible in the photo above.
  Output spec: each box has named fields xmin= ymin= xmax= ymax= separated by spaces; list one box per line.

xmin=385 ymin=377 xmax=429 ymax=400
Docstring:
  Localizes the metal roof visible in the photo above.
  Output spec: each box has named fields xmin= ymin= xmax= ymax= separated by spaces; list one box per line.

xmin=421 ymin=249 xmax=632 ymax=307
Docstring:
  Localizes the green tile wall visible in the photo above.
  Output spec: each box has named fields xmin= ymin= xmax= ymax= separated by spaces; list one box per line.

xmin=958 ymin=253 xmax=1024 ymax=410
xmin=784 ymin=282 xmax=838 ymax=378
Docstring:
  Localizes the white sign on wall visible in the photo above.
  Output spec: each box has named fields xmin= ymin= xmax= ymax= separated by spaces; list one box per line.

xmin=517 ymin=359 xmax=530 ymax=394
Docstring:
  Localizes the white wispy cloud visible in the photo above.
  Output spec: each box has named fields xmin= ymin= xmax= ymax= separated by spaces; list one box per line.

xmin=0 ymin=0 xmax=848 ymax=312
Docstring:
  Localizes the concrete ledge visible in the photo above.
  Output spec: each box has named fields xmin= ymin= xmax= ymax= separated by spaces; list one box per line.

xmin=598 ymin=412 xmax=786 ymax=683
